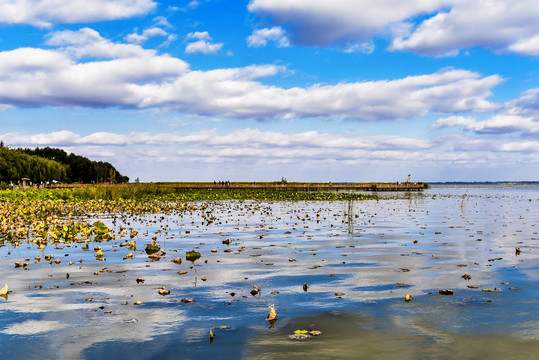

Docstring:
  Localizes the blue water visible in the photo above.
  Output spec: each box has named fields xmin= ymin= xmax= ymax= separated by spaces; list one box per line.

xmin=1 ymin=186 xmax=538 ymax=359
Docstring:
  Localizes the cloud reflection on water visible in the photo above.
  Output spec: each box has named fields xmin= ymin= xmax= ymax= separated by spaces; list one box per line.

xmin=1 ymin=187 xmax=538 ymax=358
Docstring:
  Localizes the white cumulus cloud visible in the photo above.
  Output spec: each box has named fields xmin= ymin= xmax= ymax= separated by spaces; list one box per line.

xmin=249 ymin=0 xmax=539 ymax=56
xmin=185 ymin=32 xmax=223 ymax=54
xmin=434 ymin=89 xmax=539 ymax=136
xmin=247 ymin=27 xmax=289 ymax=47
xmin=0 ymin=29 xmax=503 ymax=121
xmin=391 ymin=1 xmax=539 ymax=56
xmin=248 ymin=0 xmax=443 ymax=46
xmin=46 ymin=28 xmax=155 ymax=59
xmin=0 ymin=0 xmax=156 ymax=28
xmin=125 ymin=27 xmax=168 ymax=45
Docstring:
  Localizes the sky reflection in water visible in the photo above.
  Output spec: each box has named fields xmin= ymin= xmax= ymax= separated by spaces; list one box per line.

xmin=1 ymin=187 xmax=538 ymax=359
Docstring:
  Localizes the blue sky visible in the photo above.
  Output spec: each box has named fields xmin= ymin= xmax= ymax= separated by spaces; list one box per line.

xmin=1 ymin=0 xmax=539 ymax=182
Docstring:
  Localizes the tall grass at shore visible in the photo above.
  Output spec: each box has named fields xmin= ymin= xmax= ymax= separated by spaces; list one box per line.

xmin=0 ymin=184 xmax=378 ymax=202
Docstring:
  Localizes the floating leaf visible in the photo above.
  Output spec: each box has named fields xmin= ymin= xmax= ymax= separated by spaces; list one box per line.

xmin=294 ymin=329 xmax=309 ymax=334
xmin=0 ymin=284 xmax=8 ymax=296
xmin=439 ymin=289 xmax=454 ymax=295
xmin=158 ymin=286 xmax=170 ymax=296
xmin=251 ymin=286 xmax=260 ymax=296
xmin=145 ymin=243 xmax=160 ymax=255
xmin=93 ymin=221 xmax=109 ymax=235
xmin=405 ymin=293 xmax=413 ymax=302
xmin=185 ymin=250 xmax=201 ymax=262
xmin=266 ymin=304 xmax=278 ymax=321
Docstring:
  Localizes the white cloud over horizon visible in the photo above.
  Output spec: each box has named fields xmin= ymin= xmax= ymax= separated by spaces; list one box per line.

xmin=3 ymin=128 xmax=538 ymax=181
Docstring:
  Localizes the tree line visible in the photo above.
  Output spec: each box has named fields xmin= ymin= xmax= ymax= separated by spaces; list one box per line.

xmin=0 ymin=142 xmax=129 ymax=184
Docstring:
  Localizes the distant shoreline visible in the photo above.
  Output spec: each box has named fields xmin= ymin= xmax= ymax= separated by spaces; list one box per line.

xmin=429 ymin=181 xmax=539 ymax=188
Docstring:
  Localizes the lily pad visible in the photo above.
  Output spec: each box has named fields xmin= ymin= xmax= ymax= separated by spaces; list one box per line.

xmin=186 ymin=250 xmax=201 ymax=262
xmin=439 ymin=289 xmax=454 ymax=295
xmin=145 ymin=243 xmax=160 ymax=255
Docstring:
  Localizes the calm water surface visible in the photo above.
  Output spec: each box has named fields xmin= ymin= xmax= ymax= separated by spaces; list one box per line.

xmin=1 ymin=186 xmax=538 ymax=359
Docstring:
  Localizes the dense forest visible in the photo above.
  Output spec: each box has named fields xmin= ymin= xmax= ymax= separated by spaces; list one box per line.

xmin=0 ymin=142 xmax=129 ymax=184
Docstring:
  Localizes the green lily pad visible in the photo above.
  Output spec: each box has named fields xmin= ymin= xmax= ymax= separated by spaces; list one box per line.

xmin=145 ymin=243 xmax=160 ymax=255
xmin=186 ymin=250 xmax=201 ymax=262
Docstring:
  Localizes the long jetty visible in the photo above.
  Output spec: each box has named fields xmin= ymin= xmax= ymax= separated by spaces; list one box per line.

xmin=165 ymin=183 xmax=425 ymax=192
xmin=47 ymin=182 xmax=425 ymax=192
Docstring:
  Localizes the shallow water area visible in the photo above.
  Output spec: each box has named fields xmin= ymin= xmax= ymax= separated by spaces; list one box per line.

xmin=1 ymin=186 xmax=538 ymax=359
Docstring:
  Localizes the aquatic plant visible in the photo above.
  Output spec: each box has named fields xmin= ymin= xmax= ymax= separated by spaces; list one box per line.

xmin=0 ymin=185 xmax=378 ymax=202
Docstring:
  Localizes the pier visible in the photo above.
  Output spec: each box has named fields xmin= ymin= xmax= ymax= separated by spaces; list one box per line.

xmin=165 ymin=182 xmax=426 ymax=192
xmin=46 ymin=182 xmax=426 ymax=192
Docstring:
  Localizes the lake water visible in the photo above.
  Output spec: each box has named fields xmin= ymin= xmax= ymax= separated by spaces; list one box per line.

xmin=1 ymin=186 xmax=538 ymax=359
